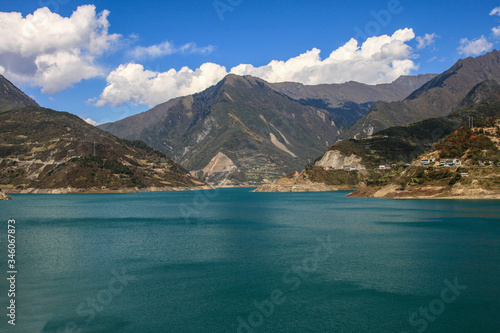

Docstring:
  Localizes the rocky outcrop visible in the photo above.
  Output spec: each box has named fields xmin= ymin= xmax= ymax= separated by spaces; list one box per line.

xmin=253 ymin=148 xmax=366 ymax=192
xmin=201 ymin=152 xmax=237 ymax=174
xmin=315 ymin=150 xmax=365 ymax=170
xmin=0 ymin=190 xmax=12 ymax=200
xmin=348 ymin=183 xmax=500 ymax=199
xmin=252 ymin=175 xmax=353 ymax=193
xmin=192 ymin=152 xmax=239 ymax=185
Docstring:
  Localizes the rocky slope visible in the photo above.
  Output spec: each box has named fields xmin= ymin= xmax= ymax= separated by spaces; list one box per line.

xmin=348 ymin=116 xmax=500 ymax=198
xmin=315 ymin=149 xmax=365 ymax=170
xmin=101 ymin=74 xmax=341 ymax=185
xmin=0 ymin=106 xmax=207 ymax=193
xmin=343 ymin=50 xmax=500 ymax=139
xmin=0 ymin=189 xmax=12 ymax=200
xmin=316 ymin=80 xmax=500 ymax=169
xmin=0 ymin=74 xmax=38 ymax=112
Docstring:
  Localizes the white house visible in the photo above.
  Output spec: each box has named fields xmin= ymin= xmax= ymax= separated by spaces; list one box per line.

xmin=420 ymin=158 xmax=436 ymax=166
xmin=440 ymin=159 xmax=461 ymax=167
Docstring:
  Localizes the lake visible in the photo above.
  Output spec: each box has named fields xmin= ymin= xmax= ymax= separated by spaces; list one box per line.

xmin=1 ymin=188 xmax=499 ymax=332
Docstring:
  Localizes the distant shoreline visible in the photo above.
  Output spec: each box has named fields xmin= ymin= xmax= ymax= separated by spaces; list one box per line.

xmin=1 ymin=185 xmax=215 ymax=196
xmin=252 ymin=181 xmax=500 ymax=199
xmin=347 ymin=185 xmax=500 ymax=200
xmin=3 ymin=184 xmax=500 ymax=200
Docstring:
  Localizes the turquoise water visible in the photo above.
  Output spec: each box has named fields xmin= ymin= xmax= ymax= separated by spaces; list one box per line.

xmin=1 ymin=188 xmax=499 ymax=332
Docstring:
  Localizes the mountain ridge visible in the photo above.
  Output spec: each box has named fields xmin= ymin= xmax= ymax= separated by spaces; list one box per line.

xmin=0 ymin=74 xmax=39 ymax=112
xmin=342 ymin=49 xmax=500 ymax=139
xmin=270 ymin=74 xmax=437 ymax=128
xmin=273 ymin=74 xmax=437 ymax=107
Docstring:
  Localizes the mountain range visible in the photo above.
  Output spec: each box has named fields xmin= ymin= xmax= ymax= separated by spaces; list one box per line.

xmin=272 ymin=74 xmax=437 ymax=129
xmin=343 ymin=50 xmax=500 ymax=139
xmin=255 ymin=78 xmax=500 ymax=193
xmin=2 ymin=50 xmax=500 ymax=191
xmin=99 ymin=72 xmax=437 ymax=185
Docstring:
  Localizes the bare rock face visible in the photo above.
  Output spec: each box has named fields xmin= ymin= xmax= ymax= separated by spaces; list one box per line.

xmin=315 ymin=150 xmax=365 ymax=170
xmin=202 ymin=152 xmax=237 ymax=174
xmin=192 ymin=152 xmax=240 ymax=186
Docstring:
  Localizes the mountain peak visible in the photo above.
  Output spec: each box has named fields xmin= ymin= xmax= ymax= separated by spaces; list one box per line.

xmin=221 ymin=73 xmax=270 ymax=88
xmin=101 ymin=73 xmax=341 ymax=185
xmin=457 ymin=48 xmax=500 ymax=66
xmin=0 ymin=74 xmax=39 ymax=112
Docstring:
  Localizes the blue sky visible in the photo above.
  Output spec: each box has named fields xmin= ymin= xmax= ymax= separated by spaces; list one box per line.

xmin=1 ymin=0 xmax=499 ymax=125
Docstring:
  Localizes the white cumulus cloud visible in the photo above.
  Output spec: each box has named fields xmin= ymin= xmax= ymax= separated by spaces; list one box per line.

xmin=491 ymin=7 xmax=500 ymax=38
xmin=0 ymin=5 xmax=120 ymax=93
xmin=457 ymin=36 xmax=493 ymax=56
xmin=416 ymin=33 xmax=438 ymax=49
xmin=231 ymin=28 xmax=416 ymax=85
xmin=490 ymin=7 xmax=500 ymax=16
xmin=493 ymin=26 xmax=500 ymax=38
xmin=128 ymin=41 xmax=215 ymax=60
xmin=95 ymin=28 xmax=418 ymax=107
xmin=95 ymin=62 xmax=228 ymax=107
xmin=81 ymin=117 xmax=100 ymax=126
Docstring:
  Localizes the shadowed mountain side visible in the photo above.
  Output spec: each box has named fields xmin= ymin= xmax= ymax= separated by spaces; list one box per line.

xmin=0 ymin=74 xmax=39 ymax=112
xmin=272 ymin=74 xmax=437 ymax=129
xmin=343 ymin=50 xmax=500 ymax=139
